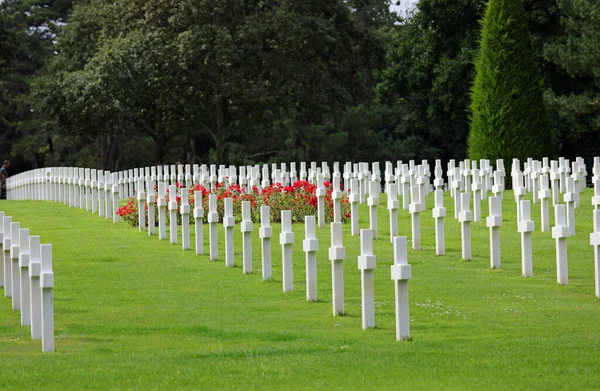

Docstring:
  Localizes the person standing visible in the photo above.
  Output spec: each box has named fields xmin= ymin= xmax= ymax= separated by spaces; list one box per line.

xmin=1 ymin=160 xmax=10 ymax=200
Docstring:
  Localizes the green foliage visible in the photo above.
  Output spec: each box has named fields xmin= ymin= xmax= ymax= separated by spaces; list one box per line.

xmin=469 ymin=0 xmax=554 ymax=162
xmin=377 ymin=0 xmax=484 ymax=162
xmin=542 ymin=0 xmax=600 ymax=161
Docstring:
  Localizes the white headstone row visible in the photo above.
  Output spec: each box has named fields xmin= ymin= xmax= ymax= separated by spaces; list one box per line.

xmin=0 ymin=212 xmax=54 ymax=352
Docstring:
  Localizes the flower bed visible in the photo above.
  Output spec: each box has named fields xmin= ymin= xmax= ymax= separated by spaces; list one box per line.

xmin=117 ymin=180 xmax=350 ymax=227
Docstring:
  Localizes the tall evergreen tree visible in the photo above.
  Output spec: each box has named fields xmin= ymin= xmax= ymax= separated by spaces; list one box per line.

xmin=469 ymin=0 xmax=554 ymax=162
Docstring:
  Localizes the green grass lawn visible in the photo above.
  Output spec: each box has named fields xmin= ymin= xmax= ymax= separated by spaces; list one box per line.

xmin=1 ymin=189 xmax=599 ymax=389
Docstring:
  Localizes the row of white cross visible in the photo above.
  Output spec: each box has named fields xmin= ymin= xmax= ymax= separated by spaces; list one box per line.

xmin=0 ymin=212 xmax=54 ymax=352
xmin=4 ymin=156 xmax=600 ymax=342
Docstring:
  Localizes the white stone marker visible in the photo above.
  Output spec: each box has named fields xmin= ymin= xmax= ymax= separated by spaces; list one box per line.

xmin=564 ymin=177 xmax=576 ymax=236
xmin=180 ymin=188 xmax=190 ymax=250
xmin=0 ymin=211 xmax=3 ymax=288
xmin=85 ymin=168 xmax=92 ymax=211
xmin=10 ymin=221 xmax=21 ymax=310
xmin=368 ymin=180 xmax=380 ymax=240
xmin=40 ymin=244 xmax=54 ymax=352
xmin=472 ymin=168 xmax=482 ymax=222
xmin=137 ymin=178 xmax=146 ymax=231
xmin=303 ymin=216 xmax=318 ymax=301
xmin=241 ymin=201 xmax=253 ymax=274
xmin=259 ymin=206 xmax=273 ymax=280
xmin=332 ymin=175 xmax=342 ymax=223
xmin=552 ymin=204 xmax=569 ymax=285
xmin=147 ymin=180 xmax=156 ymax=236
xmin=3 ymin=216 xmax=11 ymax=297
xmin=223 ymin=197 xmax=235 ymax=267
xmin=280 ymin=210 xmax=294 ymax=292
xmin=316 ymin=174 xmax=326 ymax=229
xmin=168 ymin=185 xmax=178 ymax=244
xmin=458 ymin=193 xmax=472 ymax=261
xmin=194 ymin=191 xmax=204 ymax=255
xmin=519 ymin=200 xmax=535 ymax=277
xmin=349 ymin=178 xmax=360 ymax=236
xmin=409 ymin=185 xmax=422 ymax=250
xmin=358 ymin=229 xmax=376 ymax=329
xmin=539 ymin=174 xmax=551 ymax=232
xmin=391 ymin=236 xmax=412 ymax=341
xmin=486 ymin=196 xmax=502 ymax=269
xmin=112 ymin=173 xmax=120 ymax=223
xmin=401 ymin=165 xmax=410 ymax=210
xmin=531 ymin=161 xmax=540 ymax=204
xmin=388 ymin=183 xmax=399 ymax=243
xmin=157 ymin=182 xmax=167 ymax=240
xmin=590 ymin=210 xmax=600 ymax=298
xmin=19 ymin=228 xmax=31 ymax=325
xmin=452 ymin=167 xmax=462 ymax=218
xmin=490 ymin=169 xmax=503 ymax=201
xmin=29 ymin=235 xmax=41 ymax=340
xmin=432 ymin=189 xmax=446 ymax=255
xmin=329 ymin=222 xmax=346 ymax=315
xmin=550 ymin=160 xmax=560 ymax=206
xmin=91 ymin=169 xmax=98 ymax=214
xmin=593 ymin=178 xmax=600 ymax=211
xmin=105 ymin=171 xmax=111 ymax=219
xmin=208 ymin=194 xmax=219 ymax=261
xmin=514 ymin=172 xmax=525 ymax=223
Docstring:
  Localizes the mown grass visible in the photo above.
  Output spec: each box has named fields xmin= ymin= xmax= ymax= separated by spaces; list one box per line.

xmin=0 ymin=189 xmax=599 ymax=389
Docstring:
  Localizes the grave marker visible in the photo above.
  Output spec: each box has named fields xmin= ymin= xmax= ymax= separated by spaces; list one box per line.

xmin=168 ymin=185 xmax=178 ymax=244
xmin=552 ymin=204 xmax=569 ymax=285
xmin=303 ymin=216 xmax=318 ymax=301
xmin=590 ymin=210 xmax=600 ymax=298
xmin=10 ymin=221 xmax=21 ymax=310
xmin=472 ymin=168 xmax=482 ymax=222
xmin=349 ymin=179 xmax=360 ymax=236
xmin=518 ymin=200 xmax=534 ymax=277
xmin=29 ymin=235 xmax=41 ymax=340
xmin=207 ymin=194 xmax=219 ymax=261
xmin=458 ymin=193 xmax=472 ymax=261
xmin=19 ymin=228 xmax=30 ymax=325
xmin=486 ymin=196 xmax=502 ymax=269
xmin=539 ymin=174 xmax=551 ymax=232
xmin=194 ymin=191 xmax=204 ymax=255
xmin=3 ymin=216 xmax=12 ymax=297
xmin=329 ymin=222 xmax=346 ymax=315
xmin=280 ymin=210 xmax=294 ymax=292
xmin=223 ymin=197 xmax=235 ymax=267
xmin=316 ymin=174 xmax=326 ymax=229
xmin=40 ymin=244 xmax=54 ymax=352
xmin=137 ymin=178 xmax=146 ymax=232
xmin=259 ymin=206 xmax=273 ymax=280
xmin=112 ymin=173 xmax=120 ymax=223
xmin=564 ymin=177 xmax=576 ymax=236
xmin=241 ymin=201 xmax=253 ymax=274
xmin=180 ymin=188 xmax=190 ymax=250
xmin=358 ymin=229 xmax=376 ymax=329
xmin=409 ymin=185 xmax=422 ymax=250
xmin=388 ymin=183 xmax=399 ymax=243
xmin=391 ymin=236 xmax=411 ymax=341
xmin=368 ymin=180 xmax=379 ymax=240
xmin=0 ymin=211 xmax=3 ymax=289
xmin=432 ymin=190 xmax=446 ymax=256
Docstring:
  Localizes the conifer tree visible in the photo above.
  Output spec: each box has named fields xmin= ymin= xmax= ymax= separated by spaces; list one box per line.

xmin=469 ymin=0 xmax=554 ymax=162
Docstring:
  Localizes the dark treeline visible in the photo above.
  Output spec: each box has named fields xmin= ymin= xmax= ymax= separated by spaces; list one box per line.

xmin=1 ymin=0 xmax=598 ymax=173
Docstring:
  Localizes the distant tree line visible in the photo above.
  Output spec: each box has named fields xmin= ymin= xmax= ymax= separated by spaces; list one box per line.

xmin=1 ymin=0 xmax=598 ymax=173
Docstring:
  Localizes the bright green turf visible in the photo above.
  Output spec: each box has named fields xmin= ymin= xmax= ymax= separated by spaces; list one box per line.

xmin=0 ymin=189 xmax=599 ymax=389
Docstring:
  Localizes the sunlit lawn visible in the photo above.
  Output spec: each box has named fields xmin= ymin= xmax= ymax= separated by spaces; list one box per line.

xmin=1 ymin=189 xmax=598 ymax=389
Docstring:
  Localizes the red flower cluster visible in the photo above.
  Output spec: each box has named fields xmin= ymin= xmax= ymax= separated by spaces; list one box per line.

xmin=117 ymin=179 xmax=351 ymax=226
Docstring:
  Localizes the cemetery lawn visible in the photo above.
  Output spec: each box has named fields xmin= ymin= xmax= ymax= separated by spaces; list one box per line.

xmin=1 ymin=190 xmax=599 ymax=390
